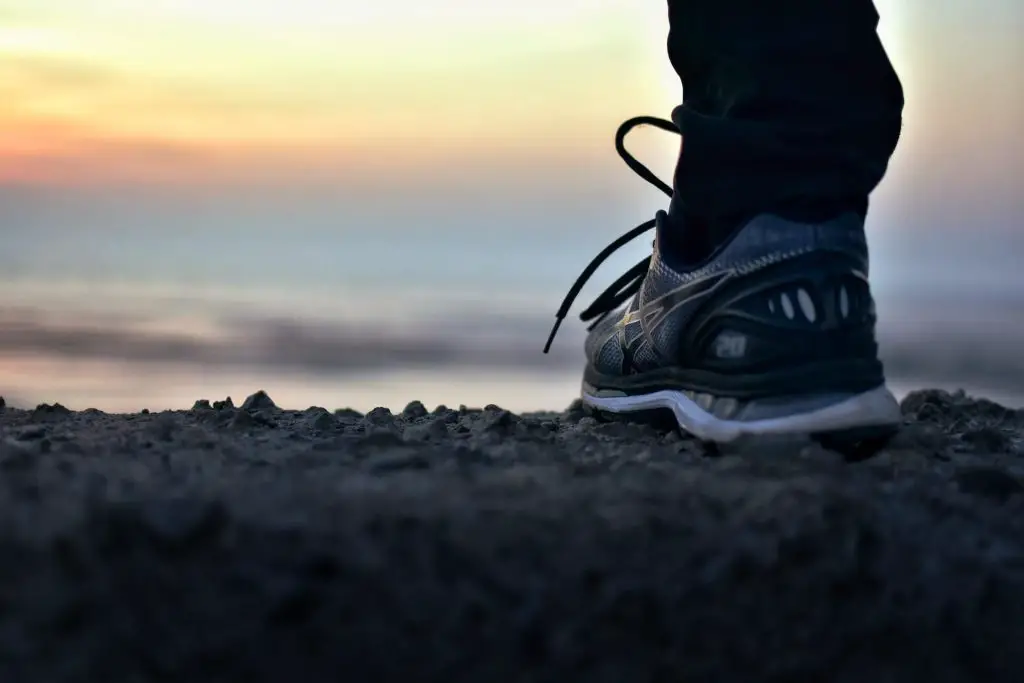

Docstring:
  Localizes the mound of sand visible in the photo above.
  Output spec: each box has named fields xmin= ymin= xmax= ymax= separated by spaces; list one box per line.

xmin=0 ymin=389 xmax=1022 ymax=682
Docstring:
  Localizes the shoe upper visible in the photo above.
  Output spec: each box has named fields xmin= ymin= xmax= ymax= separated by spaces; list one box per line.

xmin=585 ymin=210 xmax=882 ymax=391
xmin=544 ymin=113 xmax=885 ymax=400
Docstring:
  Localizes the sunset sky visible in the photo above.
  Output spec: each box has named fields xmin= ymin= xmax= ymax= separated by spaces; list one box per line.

xmin=1 ymin=0 xmax=1019 ymax=199
xmin=1 ymin=0 xmax=665 ymax=188
xmin=0 ymin=0 xmax=1021 ymax=412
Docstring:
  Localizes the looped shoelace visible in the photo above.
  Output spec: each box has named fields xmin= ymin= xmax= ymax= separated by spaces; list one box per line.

xmin=542 ymin=115 xmax=681 ymax=353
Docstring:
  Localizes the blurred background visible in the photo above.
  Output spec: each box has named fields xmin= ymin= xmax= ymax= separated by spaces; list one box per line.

xmin=1 ymin=0 xmax=1022 ymax=413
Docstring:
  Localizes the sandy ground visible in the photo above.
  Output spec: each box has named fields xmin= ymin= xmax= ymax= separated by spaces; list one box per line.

xmin=0 ymin=389 xmax=1023 ymax=683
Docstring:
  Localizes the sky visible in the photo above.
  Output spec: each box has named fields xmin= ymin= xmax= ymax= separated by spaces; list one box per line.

xmin=0 ymin=1 xmax=1019 ymax=202
xmin=0 ymin=0 xmax=663 ymax=189
xmin=0 ymin=0 xmax=1022 ymax=411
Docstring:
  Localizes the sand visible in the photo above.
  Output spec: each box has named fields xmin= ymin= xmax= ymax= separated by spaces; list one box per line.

xmin=0 ymin=388 xmax=1022 ymax=682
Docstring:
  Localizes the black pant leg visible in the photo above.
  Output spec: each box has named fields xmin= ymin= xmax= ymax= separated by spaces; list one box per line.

xmin=664 ymin=0 xmax=905 ymax=227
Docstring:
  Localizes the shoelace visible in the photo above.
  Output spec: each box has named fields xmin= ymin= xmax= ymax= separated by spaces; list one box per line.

xmin=542 ymin=115 xmax=681 ymax=353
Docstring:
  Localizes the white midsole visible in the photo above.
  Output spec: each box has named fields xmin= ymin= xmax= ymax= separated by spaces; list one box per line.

xmin=581 ymin=384 xmax=902 ymax=444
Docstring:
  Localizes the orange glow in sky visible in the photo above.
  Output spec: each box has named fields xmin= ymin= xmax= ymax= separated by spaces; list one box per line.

xmin=0 ymin=1 xmax=1018 ymax=188
xmin=0 ymin=1 xmax=676 ymax=185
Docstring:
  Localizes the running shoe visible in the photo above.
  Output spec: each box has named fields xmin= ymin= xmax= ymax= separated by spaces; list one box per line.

xmin=544 ymin=115 xmax=902 ymax=449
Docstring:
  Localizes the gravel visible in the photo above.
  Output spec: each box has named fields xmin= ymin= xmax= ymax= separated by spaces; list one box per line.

xmin=0 ymin=388 xmax=1023 ymax=682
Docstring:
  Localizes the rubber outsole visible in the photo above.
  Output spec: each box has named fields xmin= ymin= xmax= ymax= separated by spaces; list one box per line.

xmin=580 ymin=384 xmax=902 ymax=449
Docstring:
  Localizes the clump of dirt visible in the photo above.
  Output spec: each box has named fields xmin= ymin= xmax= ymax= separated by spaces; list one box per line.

xmin=0 ymin=388 xmax=1021 ymax=683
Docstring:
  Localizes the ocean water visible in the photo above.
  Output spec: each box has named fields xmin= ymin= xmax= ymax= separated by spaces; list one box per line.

xmin=2 ymin=210 xmax=1023 ymax=413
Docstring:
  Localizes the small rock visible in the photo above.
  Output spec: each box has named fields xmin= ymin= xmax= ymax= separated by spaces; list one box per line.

xmin=311 ymin=412 xmax=336 ymax=431
xmin=0 ymin=396 xmax=5 ymax=410
xmin=252 ymin=411 xmax=277 ymax=428
xmin=480 ymin=409 xmax=517 ymax=433
xmin=404 ymin=418 xmax=449 ymax=442
xmin=364 ymin=407 xmax=395 ymax=428
xmin=914 ymin=403 xmax=944 ymax=423
xmin=402 ymin=400 xmax=428 ymax=420
xmin=191 ymin=400 xmax=212 ymax=411
xmin=901 ymin=389 xmax=949 ymax=416
xmin=195 ymin=408 xmax=220 ymax=424
xmin=213 ymin=397 xmax=235 ymax=411
xmin=242 ymin=391 xmax=277 ymax=412
xmin=954 ymin=467 xmax=1024 ymax=504
xmin=334 ymin=408 xmax=364 ymax=421
xmin=662 ymin=429 xmax=685 ymax=445
xmin=961 ymin=427 xmax=1011 ymax=453
xmin=902 ymin=389 xmax=1015 ymax=423
xmin=564 ymin=399 xmax=589 ymax=424
xmin=513 ymin=420 xmax=554 ymax=440
xmin=31 ymin=403 xmax=72 ymax=422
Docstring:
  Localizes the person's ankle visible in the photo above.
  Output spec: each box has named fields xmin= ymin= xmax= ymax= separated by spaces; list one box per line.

xmin=663 ymin=199 xmax=747 ymax=266
xmin=772 ymin=196 xmax=868 ymax=223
